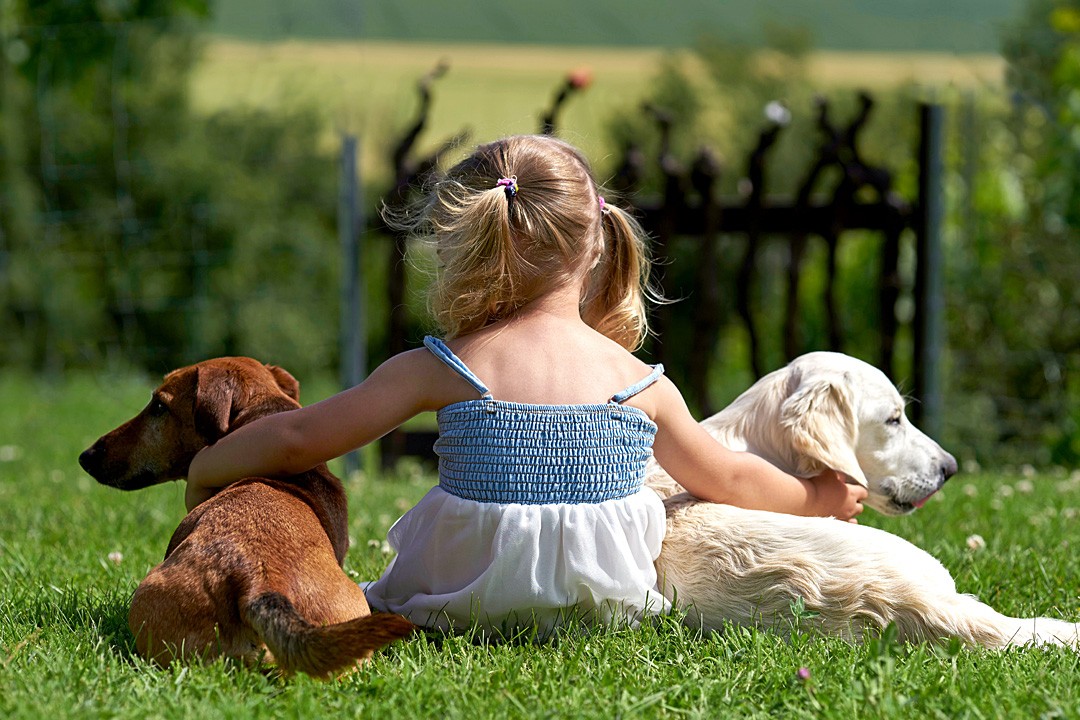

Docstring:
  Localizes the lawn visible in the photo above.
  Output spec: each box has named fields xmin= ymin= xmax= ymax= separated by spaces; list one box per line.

xmin=1 ymin=370 xmax=1078 ymax=719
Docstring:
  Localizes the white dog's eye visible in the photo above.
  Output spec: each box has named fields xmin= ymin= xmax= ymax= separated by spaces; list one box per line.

xmin=886 ymin=413 xmax=902 ymax=426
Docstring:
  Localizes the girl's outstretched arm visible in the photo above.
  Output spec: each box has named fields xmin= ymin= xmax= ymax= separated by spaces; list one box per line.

xmin=185 ymin=349 xmax=455 ymax=510
xmin=644 ymin=377 xmax=867 ymax=521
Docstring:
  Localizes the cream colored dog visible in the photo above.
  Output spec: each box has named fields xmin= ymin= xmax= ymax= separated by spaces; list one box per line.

xmin=650 ymin=351 xmax=1080 ymax=648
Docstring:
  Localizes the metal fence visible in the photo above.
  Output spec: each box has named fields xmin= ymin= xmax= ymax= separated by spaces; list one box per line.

xmin=19 ymin=26 xmax=1070 ymax=469
xmin=357 ymin=67 xmax=945 ymax=466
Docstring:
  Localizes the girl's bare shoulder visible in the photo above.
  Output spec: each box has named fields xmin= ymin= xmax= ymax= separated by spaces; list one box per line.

xmin=380 ymin=346 xmax=486 ymax=409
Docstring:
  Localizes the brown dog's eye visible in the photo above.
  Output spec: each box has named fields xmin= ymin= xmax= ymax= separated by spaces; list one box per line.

xmin=148 ymin=398 xmax=168 ymax=416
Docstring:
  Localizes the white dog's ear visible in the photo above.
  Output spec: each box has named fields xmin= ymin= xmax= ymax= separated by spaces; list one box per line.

xmin=780 ymin=375 xmax=869 ymax=487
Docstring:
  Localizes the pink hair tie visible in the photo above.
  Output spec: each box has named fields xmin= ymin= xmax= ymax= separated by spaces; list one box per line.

xmin=598 ymin=196 xmax=610 ymax=214
xmin=495 ymin=176 xmax=518 ymax=199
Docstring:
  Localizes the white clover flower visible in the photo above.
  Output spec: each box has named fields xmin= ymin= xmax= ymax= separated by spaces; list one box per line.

xmin=1058 ymin=477 xmax=1080 ymax=493
xmin=107 ymin=551 xmax=124 ymax=564
xmin=966 ymin=534 xmax=986 ymax=551
xmin=1015 ymin=480 xmax=1034 ymax=494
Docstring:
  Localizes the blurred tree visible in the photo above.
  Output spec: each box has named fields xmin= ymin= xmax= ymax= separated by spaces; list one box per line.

xmin=2 ymin=0 xmax=209 ymax=370
xmin=0 ymin=0 xmax=343 ymax=379
xmin=1 ymin=2 xmax=37 ymax=361
xmin=944 ymin=0 xmax=1080 ymax=465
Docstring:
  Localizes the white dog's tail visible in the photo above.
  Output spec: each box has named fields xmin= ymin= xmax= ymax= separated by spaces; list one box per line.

xmin=898 ymin=592 xmax=1080 ymax=649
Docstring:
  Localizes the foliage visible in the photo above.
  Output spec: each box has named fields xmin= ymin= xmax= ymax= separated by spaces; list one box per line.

xmin=0 ymin=1 xmax=350 ymax=379
xmin=944 ymin=0 xmax=1080 ymax=466
xmin=3 ymin=372 xmax=1080 ymax=718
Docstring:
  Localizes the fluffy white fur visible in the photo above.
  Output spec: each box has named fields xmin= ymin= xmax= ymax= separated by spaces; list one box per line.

xmin=647 ymin=351 xmax=956 ymax=514
xmin=650 ymin=351 xmax=1079 ymax=648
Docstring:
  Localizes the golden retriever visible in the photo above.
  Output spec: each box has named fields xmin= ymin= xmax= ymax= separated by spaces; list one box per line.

xmin=650 ymin=352 xmax=1080 ymax=648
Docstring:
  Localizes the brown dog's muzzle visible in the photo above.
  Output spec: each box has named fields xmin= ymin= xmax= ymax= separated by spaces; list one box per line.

xmin=78 ymin=440 xmax=168 ymax=490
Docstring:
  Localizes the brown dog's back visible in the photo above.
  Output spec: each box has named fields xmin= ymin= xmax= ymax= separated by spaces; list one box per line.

xmin=132 ymin=479 xmax=412 ymax=677
xmin=80 ymin=358 xmax=413 ymax=677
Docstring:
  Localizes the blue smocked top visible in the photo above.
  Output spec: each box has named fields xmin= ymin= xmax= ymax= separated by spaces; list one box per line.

xmin=424 ymin=337 xmax=663 ymax=505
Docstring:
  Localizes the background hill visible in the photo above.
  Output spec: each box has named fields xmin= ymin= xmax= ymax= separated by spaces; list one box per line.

xmin=209 ymin=0 xmax=1025 ymax=53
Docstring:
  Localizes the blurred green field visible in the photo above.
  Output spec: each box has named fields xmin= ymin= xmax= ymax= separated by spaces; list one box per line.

xmin=207 ymin=0 xmax=1023 ymax=53
xmin=1 ymin=370 xmax=1078 ymax=718
xmin=190 ymin=40 xmax=668 ymax=172
xmin=189 ymin=39 xmax=1005 ymax=177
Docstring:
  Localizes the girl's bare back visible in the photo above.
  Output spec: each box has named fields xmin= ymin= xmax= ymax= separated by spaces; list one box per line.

xmin=446 ymin=303 xmax=655 ymax=408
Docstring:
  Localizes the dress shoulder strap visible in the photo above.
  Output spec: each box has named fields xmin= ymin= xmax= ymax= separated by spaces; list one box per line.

xmin=610 ymin=364 xmax=665 ymax=404
xmin=423 ymin=336 xmax=492 ymax=398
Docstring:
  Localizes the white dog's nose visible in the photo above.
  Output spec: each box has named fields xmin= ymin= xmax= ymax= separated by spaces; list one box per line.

xmin=941 ymin=453 xmax=958 ymax=481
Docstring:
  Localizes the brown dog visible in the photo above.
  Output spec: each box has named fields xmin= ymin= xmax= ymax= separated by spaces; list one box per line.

xmin=78 ymin=357 xmax=414 ymax=677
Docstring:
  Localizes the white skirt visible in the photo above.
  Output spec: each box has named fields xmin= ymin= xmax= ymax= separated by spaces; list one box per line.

xmin=363 ymin=485 xmax=670 ymax=637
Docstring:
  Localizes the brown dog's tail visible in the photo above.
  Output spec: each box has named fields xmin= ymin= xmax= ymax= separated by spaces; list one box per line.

xmin=244 ymin=592 xmax=415 ymax=678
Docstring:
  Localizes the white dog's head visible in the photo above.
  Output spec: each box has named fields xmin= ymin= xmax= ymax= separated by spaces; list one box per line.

xmin=704 ymin=351 xmax=957 ymax=516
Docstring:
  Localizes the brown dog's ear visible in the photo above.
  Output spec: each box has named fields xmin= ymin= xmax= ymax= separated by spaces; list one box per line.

xmin=193 ymin=364 xmax=235 ymax=442
xmin=780 ymin=375 xmax=869 ymax=487
xmin=265 ymin=364 xmax=300 ymax=403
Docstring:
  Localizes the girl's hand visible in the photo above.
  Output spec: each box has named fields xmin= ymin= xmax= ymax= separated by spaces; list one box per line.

xmin=809 ymin=469 xmax=867 ymax=522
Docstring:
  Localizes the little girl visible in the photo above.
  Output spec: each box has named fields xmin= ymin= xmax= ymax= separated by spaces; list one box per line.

xmin=187 ymin=134 xmax=866 ymax=636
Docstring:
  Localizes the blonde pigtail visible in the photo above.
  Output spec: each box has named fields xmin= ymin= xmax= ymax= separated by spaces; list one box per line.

xmin=582 ymin=202 xmax=659 ymax=350
xmin=429 ymin=184 xmax=524 ymax=338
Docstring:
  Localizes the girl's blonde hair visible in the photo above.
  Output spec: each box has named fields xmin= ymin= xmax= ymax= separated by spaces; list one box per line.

xmin=389 ymin=135 xmax=656 ymax=350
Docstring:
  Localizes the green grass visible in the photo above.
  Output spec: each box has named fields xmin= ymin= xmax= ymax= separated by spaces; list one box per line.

xmin=2 ymin=371 xmax=1079 ymax=719
xmin=207 ymin=0 xmax=1024 ymax=54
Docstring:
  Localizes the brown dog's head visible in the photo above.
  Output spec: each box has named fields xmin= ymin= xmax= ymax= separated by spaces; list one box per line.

xmin=78 ymin=357 xmax=300 ymax=490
